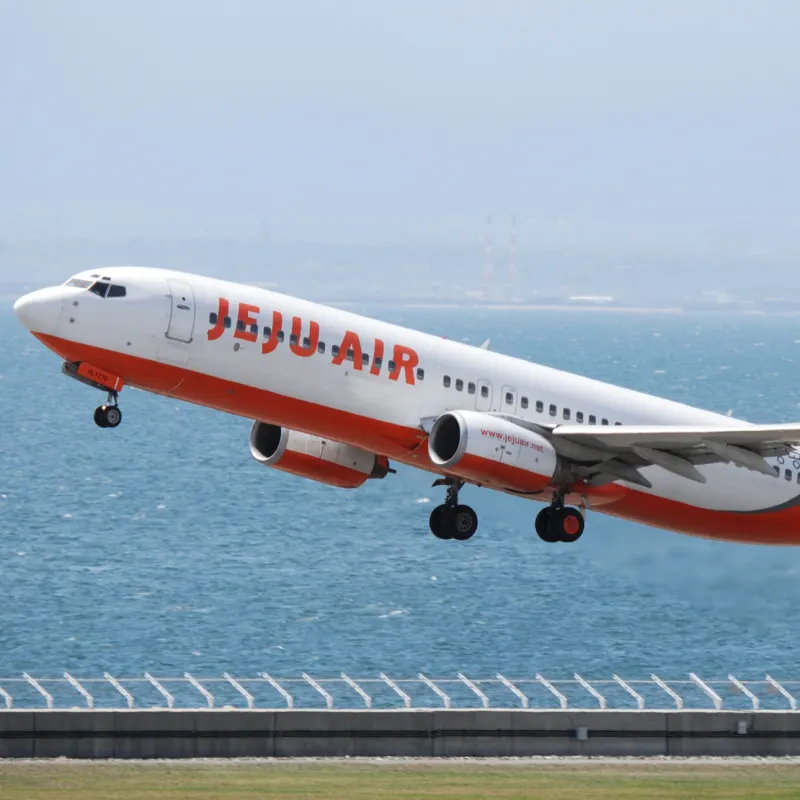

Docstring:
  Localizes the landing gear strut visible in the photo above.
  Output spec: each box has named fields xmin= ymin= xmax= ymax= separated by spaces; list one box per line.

xmin=429 ymin=480 xmax=478 ymax=541
xmin=535 ymin=495 xmax=584 ymax=543
xmin=94 ymin=390 xmax=122 ymax=429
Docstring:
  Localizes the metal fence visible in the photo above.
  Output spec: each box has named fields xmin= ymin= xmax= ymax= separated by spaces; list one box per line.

xmin=0 ymin=673 xmax=798 ymax=711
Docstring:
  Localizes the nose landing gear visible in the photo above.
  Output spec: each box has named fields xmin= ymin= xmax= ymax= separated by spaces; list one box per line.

xmin=94 ymin=390 xmax=122 ymax=429
xmin=429 ymin=479 xmax=478 ymax=541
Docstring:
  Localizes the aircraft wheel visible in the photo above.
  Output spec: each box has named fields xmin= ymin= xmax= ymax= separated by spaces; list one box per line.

xmin=104 ymin=405 xmax=122 ymax=428
xmin=429 ymin=505 xmax=452 ymax=539
xmin=95 ymin=405 xmax=122 ymax=428
xmin=450 ymin=504 xmax=478 ymax=541
xmin=535 ymin=507 xmax=559 ymax=542
xmin=549 ymin=506 xmax=585 ymax=543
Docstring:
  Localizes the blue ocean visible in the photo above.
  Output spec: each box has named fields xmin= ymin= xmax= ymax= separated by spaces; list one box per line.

xmin=2 ymin=303 xmax=800 ymax=693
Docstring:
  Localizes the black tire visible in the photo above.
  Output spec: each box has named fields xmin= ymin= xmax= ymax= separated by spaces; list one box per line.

xmin=535 ymin=507 xmax=559 ymax=542
xmin=549 ymin=506 xmax=585 ymax=543
xmin=104 ymin=406 xmax=122 ymax=428
xmin=94 ymin=406 xmax=109 ymax=428
xmin=450 ymin=504 xmax=478 ymax=541
xmin=429 ymin=504 xmax=452 ymax=539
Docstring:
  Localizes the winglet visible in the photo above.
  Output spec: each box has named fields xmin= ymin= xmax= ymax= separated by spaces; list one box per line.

xmin=479 ymin=338 xmax=490 ymax=350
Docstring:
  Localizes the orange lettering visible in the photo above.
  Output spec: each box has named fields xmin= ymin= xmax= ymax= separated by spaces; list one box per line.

xmin=389 ymin=344 xmax=418 ymax=384
xmin=290 ymin=317 xmax=320 ymax=358
xmin=370 ymin=338 xmax=384 ymax=375
xmin=234 ymin=303 xmax=260 ymax=343
xmin=332 ymin=330 xmax=364 ymax=370
xmin=261 ymin=310 xmax=283 ymax=354
xmin=207 ymin=298 xmax=229 ymax=341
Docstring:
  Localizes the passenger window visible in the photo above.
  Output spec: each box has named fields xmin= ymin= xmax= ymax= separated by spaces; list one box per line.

xmin=250 ymin=323 xmax=258 ymax=335
xmin=786 ymin=469 xmax=792 ymax=482
xmin=481 ymin=385 xmax=489 ymax=398
xmin=416 ymin=367 xmax=425 ymax=380
xmin=362 ymin=353 xmax=370 ymax=366
xmin=521 ymin=397 xmax=529 ymax=409
xmin=456 ymin=379 xmax=464 ymax=391
xmin=305 ymin=337 xmax=313 ymax=349
xmin=388 ymin=360 xmax=396 ymax=372
xmin=374 ymin=356 xmax=382 ymax=370
xmin=209 ymin=312 xmax=218 ymax=325
xmin=223 ymin=317 xmax=232 ymax=329
xmin=615 ymin=422 xmax=623 ymax=426
xmin=107 ymin=285 xmax=126 ymax=298
xmin=602 ymin=418 xmax=609 ymax=426
xmin=346 ymin=348 xmax=354 ymax=361
xmin=563 ymin=408 xmax=571 ymax=420
xmin=797 ymin=471 xmax=800 ymax=484
xmin=277 ymin=330 xmax=285 ymax=343
xmin=331 ymin=345 xmax=340 ymax=357
xmin=289 ymin=333 xmax=298 ymax=345
xmin=505 ymin=392 xmax=513 ymax=405
xmin=576 ymin=411 xmax=584 ymax=423
xmin=263 ymin=325 xmax=271 ymax=338
xmin=444 ymin=376 xmax=451 ymax=388
xmin=468 ymin=382 xmax=476 ymax=394
xmin=237 ymin=320 xmax=246 ymax=332
xmin=774 ymin=465 xmax=780 ymax=477
xmin=589 ymin=415 xmax=596 ymax=425
xmin=536 ymin=401 xmax=544 ymax=413
xmin=318 ymin=342 xmax=326 ymax=354
xmin=89 ymin=282 xmax=108 ymax=298
xmin=549 ymin=404 xmax=557 ymax=417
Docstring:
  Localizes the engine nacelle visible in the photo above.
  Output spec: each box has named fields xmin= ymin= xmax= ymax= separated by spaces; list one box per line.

xmin=428 ymin=410 xmax=559 ymax=493
xmin=249 ymin=422 xmax=390 ymax=488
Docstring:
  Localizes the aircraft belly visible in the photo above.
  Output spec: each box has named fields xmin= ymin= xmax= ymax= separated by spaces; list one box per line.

xmin=623 ymin=461 xmax=800 ymax=513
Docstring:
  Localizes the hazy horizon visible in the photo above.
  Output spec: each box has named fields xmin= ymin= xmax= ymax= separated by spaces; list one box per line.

xmin=2 ymin=0 xmax=799 ymax=259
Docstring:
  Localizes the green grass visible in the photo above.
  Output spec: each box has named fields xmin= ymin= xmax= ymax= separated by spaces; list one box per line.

xmin=1 ymin=762 xmax=800 ymax=800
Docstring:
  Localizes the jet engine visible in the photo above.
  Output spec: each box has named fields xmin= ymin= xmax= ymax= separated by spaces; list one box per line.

xmin=428 ymin=410 xmax=560 ymax=493
xmin=249 ymin=422 xmax=390 ymax=488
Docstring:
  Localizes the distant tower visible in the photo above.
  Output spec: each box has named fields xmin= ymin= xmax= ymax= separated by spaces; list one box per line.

xmin=484 ymin=214 xmax=493 ymax=282
xmin=509 ymin=214 xmax=517 ymax=281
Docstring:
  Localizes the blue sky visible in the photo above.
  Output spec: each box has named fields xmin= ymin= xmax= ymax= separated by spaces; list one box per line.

xmin=1 ymin=0 xmax=798 ymax=245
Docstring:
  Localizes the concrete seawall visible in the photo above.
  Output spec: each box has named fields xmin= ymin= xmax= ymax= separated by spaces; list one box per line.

xmin=2 ymin=710 xmax=800 ymax=758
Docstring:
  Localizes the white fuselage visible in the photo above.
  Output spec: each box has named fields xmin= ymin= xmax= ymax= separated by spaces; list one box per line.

xmin=13 ymin=266 xmax=800 ymax=544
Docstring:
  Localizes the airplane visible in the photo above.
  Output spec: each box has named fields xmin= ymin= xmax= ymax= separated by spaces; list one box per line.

xmin=12 ymin=266 xmax=800 ymax=546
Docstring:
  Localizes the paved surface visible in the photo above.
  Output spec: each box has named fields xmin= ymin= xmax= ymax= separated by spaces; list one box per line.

xmin=7 ymin=756 xmax=800 ymax=766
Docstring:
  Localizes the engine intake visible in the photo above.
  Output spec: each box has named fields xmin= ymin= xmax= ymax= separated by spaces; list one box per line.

xmin=429 ymin=410 xmax=559 ymax=493
xmin=249 ymin=422 xmax=389 ymax=488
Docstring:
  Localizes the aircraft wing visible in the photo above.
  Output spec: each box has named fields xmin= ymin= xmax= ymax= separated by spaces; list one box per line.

xmin=551 ymin=423 xmax=800 ymax=453
xmin=487 ymin=415 xmax=800 ymax=487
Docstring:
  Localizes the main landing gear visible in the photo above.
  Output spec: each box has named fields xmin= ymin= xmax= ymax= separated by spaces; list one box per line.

xmin=535 ymin=498 xmax=585 ymax=543
xmin=94 ymin=390 xmax=122 ymax=429
xmin=429 ymin=480 xmax=478 ymax=541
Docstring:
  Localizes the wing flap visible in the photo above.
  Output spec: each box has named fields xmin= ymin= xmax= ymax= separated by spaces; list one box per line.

xmin=551 ymin=423 xmax=800 ymax=454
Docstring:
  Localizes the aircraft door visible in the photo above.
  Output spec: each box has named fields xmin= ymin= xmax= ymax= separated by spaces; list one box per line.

xmin=501 ymin=385 xmax=518 ymax=414
xmin=476 ymin=379 xmax=492 ymax=412
xmin=165 ymin=279 xmax=196 ymax=343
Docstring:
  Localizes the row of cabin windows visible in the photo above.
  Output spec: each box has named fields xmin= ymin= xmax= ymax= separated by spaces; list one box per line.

xmin=208 ymin=312 xmax=426 ymax=380
xmin=774 ymin=466 xmax=800 ymax=484
xmin=442 ymin=376 xmax=489 ymax=398
xmin=442 ymin=374 xmax=621 ymax=425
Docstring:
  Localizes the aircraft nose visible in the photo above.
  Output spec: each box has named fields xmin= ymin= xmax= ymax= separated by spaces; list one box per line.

xmin=13 ymin=288 xmax=65 ymax=334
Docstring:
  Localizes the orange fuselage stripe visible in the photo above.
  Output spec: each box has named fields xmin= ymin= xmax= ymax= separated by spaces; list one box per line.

xmin=35 ymin=332 xmax=800 ymax=545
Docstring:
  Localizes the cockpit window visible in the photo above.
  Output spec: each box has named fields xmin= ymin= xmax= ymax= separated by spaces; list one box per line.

xmin=86 ymin=281 xmax=126 ymax=298
xmin=65 ymin=278 xmax=93 ymax=288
